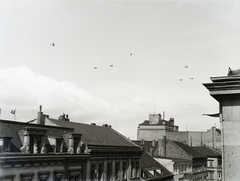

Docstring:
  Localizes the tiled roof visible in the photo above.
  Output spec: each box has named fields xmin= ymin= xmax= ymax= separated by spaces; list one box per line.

xmin=48 ymin=118 xmax=139 ymax=148
xmin=193 ymin=146 xmax=221 ymax=158
xmin=172 ymin=140 xmax=206 ymax=159
xmin=0 ymin=119 xmax=74 ymax=152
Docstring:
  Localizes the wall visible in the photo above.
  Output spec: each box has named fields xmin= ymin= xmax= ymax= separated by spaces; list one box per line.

xmin=221 ymin=99 xmax=240 ymax=181
xmin=137 ymin=126 xmax=166 ymax=140
xmin=166 ymin=131 xmax=188 ymax=144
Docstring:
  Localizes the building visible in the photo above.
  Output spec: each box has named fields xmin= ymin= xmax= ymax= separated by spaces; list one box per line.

xmin=133 ymin=139 xmax=208 ymax=181
xmin=137 ymin=114 xmax=178 ymax=141
xmin=0 ymin=107 xmax=143 ymax=181
xmin=140 ymin=151 xmax=173 ymax=181
xmin=203 ymin=68 xmax=240 ymax=181
xmin=157 ymin=139 xmax=208 ymax=181
xmin=137 ymin=114 xmax=221 ymax=150
xmin=154 ymin=157 xmax=192 ymax=181
xmin=193 ymin=146 xmax=222 ymax=181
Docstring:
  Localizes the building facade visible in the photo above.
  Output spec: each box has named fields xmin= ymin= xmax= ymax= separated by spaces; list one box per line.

xmin=0 ymin=108 xmax=143 ymax=181
xmin=137 ymin=114 xmax=221 ymax=150
xmin=193 ymin=146 xmax=222 ymax=181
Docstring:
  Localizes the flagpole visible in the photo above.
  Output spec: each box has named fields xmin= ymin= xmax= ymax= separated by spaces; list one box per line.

xmin=14 ymin=108 xmax=16 ymax=121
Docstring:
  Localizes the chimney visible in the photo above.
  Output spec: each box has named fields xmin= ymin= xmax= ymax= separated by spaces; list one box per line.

xmin=157 ymin=137 xmax=167 ymax=157
xmin=169 ymin=118 xmax=174 ymax=125
xmin=37 ymin=105 xmax=45 ymax=125
xmin=163 ymin=136 xmax=167 ymax=157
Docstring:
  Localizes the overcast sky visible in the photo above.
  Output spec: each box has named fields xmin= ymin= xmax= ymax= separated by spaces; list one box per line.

xmin=1 ymin=0 xmax=240 ymax=139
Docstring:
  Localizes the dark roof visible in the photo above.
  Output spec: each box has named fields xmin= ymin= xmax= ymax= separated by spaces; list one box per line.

xmin=0 ymin=119 xmax=73 ymax=152
xmin=48 ymin=118 xmax=139 ymax=148
xmin=172 ymin=140 xmax=206 ymax=159
xmin=141 ymin=151 xmax=172 ymax=177
xmin=139 ymin=120 xmax=150 ymax=125
xmin=193 ymin=146 xmax=221 ymax=158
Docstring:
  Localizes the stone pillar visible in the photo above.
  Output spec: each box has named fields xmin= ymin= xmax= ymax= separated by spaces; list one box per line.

xmin=21 ymin=130 xmax=30 ymax=153
xmin=41 ymin=136 xmax=47 ymax=154
xmin=68 ymin=134 xmax=74 ymax=154
xmin=203 ymin=73 xmax=240 ymax=181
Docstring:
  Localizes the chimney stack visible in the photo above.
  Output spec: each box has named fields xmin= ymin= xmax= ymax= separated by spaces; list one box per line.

xmin=37 ymin=105 xmax=45 ymax=125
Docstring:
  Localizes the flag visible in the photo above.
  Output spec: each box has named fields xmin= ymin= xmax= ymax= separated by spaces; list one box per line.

xmin=11 ymin=110 xmax=15 ymax=114
xmin=203 ymin=113 xmax=219 ymax=118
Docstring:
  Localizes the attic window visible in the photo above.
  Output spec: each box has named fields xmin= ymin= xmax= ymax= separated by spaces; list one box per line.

xmin=0 ymin=136 xmax=13 ymax=152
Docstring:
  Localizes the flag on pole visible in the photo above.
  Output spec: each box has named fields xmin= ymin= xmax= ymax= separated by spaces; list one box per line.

xmin=11 ymin=110 xmax=15 ymax=114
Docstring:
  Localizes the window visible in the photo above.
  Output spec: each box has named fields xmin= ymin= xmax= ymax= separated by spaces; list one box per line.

xmin=136 ymin=161 xmax=140 ymax=177
xmin=0 ymin=174 xmax=15 ymax=181
xmin=91 ymin=164 xmax=97 ymax=181
xmin=98 ymin=163 xmax=104 ymax=181
xmin=38 ymin=171 xmax=50 ymax=181
xmin=131 ymin=159 xmax=140 ymax=178
xmin=122 ymin=161 xmax=127 ymax=180
xmin=0 ymin=137 xmax=13 ymax=152
xmin=55 ymin=138 xmax=64 ymax=153
xmin=115 ymin=161 xmax=120 ymax=180
xmin=68 ymin=169 xmax=81 ymax=181
xmin=20 ymin=173 xmax=34 ymax=181
xmin=208 ymin=160 xmax=213 ymax=167
xmin=20 ymin=128 xmax=48 ymax=154
xmin=107 ymin=162 xmax=112 ymax=181
xmin=54 ymin=170 xmax=64 ymax=181
xmin=218 ymin=172 xmax=221 ymax=179
xmin=131 ymin=161 xmax=135 ymax=178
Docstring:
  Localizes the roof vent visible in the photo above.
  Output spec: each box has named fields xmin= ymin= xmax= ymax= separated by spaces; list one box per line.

xmin=91 ymin=123 xmax=96 ymax=126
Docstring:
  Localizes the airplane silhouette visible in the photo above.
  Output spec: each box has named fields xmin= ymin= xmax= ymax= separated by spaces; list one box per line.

xmin=109 ymin=65 xmax=113 ymax=67
xmin=184 ymin=66 xmax=188 ymax=68
xmin=50 ymin=43 xmax=55 ymax=46
xmin=93 ymin=67 xmax=97 ymax=69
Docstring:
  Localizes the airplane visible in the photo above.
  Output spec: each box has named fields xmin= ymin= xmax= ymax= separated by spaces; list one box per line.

xmin=50 ymin=43 xmax=55 ymax=46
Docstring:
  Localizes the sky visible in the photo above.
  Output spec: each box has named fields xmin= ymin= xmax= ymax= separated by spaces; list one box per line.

xmin=1 ymin=0 xmax=240 ymax=139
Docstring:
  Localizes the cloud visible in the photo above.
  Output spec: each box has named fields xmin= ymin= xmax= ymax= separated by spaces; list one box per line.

xmin=0 ymin=66 xmax=148 ymax=138
xmin=0 ymin=66 xmax=220 ymax=139
xmin=0 ymin=66 xmax=114 ymax=120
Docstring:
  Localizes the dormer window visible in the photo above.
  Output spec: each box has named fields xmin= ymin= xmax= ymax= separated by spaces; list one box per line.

xmin=55 ymin=138 xmax=64 ymax=153
xmin=0 ymin=136 xmax=13 ymax=152
xmin=20 ymin=127 xmax=48 ymax=154
xmin=67 ymin=133 xmax=82 ymax=154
